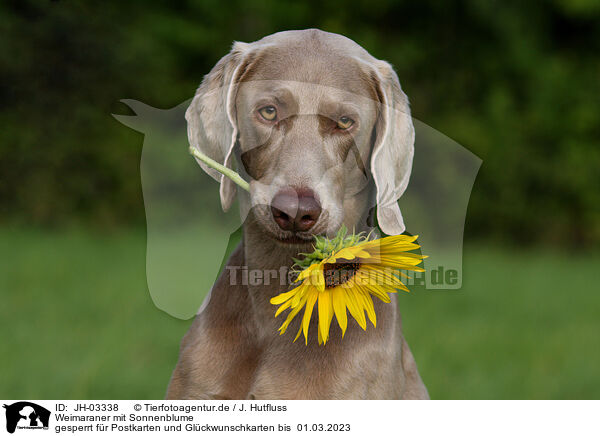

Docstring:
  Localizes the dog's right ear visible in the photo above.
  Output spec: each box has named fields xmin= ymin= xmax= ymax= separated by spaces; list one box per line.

xmin=186 ymin=41 xmax=251 ymax=212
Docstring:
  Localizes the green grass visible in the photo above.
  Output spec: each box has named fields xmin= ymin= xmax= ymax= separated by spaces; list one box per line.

xmin=1 ymin=228 xmax=599 ymax=399
xmin=402 ymin=245 xmax=600 ymax=399
xmin=0 ymin=228 xmax=194 ymax=399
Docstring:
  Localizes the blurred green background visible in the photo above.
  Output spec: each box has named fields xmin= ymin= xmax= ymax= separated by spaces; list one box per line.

xmin=1 ymin=0 xmax=599 ymax=399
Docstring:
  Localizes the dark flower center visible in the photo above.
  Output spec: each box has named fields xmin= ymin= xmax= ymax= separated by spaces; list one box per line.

xmin=323 ymin=260 xmax=361 ymax=288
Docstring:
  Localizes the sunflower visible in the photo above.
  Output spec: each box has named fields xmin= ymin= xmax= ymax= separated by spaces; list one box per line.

xmin=270 ymin=227 xmax=425 ymax=345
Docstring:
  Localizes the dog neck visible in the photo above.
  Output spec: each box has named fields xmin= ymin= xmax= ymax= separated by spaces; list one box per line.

xmin=240 ymin=213 xmax=311 ymax=339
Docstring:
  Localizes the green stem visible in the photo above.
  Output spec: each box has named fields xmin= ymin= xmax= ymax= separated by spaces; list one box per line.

xmin=188 ymin=146 xmax=250 ymax=192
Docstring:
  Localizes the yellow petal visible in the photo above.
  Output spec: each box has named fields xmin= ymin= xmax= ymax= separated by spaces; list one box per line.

xmin=332 ymin=287 xmax=348 ymax=337
xmin=360 ymin=234 xmax=419 ymax=251
xmin=361 ymin=281 xmax=393 ymax=303
xmin=274 ymin=298 xmax=293 ymax=317
xmin=318 ymin=291 xmax=333 ymax=344
xmin=324 ymin=302 xmax=334 ymax=344
xmin=359 ymin=265 xmax=403 ymax=285
xmin=370 ymin=255 xmax=425 ymax=270
xmin=345 ymin=289 xmax=366 ymax=330
xmin=325 ymin=248 xmax=355 ymax=262
xmin=376 ymin=240 xmax=421 ymax=251
xmin=278 ymin=295 xmax=306 ymax=334
xmin=314 ymin=269 xmax=325 ymax=293
xmin=291 ymin=283 xmax=308 ymax=307
xmin=358 ymin=286 xmax=377 ymax=327
xmin=270 ymin=286 xmax=301 ymax=305
xmin=330 ymin=246 xmax=372 ymax=262
xmin=296 ymin=263 xmax=322 ymax=281
xmin=302 ymin=291 xmax=318 ymax=345
xmin=293 ymin=326 xmax=303 ymax=342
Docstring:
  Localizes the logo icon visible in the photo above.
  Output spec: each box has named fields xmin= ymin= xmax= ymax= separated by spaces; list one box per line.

xmin=3 ymin=402 xmax=50 ymax=434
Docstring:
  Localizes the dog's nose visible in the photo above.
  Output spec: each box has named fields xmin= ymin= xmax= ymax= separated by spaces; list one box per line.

xmin=271 ymin=189 xmax=322 ymax=232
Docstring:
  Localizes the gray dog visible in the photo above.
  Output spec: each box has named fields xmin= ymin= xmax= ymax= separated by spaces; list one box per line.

xmin=166 ymin=29 xmax=429 ymax=400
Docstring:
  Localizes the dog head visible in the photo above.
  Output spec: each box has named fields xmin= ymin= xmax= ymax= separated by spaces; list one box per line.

xmin=186 ymin=29 xmax=414 ymax=244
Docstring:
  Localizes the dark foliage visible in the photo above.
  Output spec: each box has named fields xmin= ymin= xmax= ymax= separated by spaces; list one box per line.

xmin=1 ymin=0 xmax=598 ymax=245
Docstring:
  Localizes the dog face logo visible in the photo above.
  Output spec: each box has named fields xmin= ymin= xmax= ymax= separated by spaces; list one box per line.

xmin=114 ymin=99 xmax=481 ymax=319
xmin=3 ymin=402 xmax=50 ymax=434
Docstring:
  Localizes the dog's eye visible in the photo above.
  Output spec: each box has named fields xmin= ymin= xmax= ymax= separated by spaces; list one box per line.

xmin=337 ymin=116 xmax=354 ymax=130
xmin=258 ymin=106 xmax=277 ymax=121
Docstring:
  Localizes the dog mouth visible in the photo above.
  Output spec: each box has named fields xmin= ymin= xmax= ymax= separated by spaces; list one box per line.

xmin=273 ymin=233 xmax=315 ymax=245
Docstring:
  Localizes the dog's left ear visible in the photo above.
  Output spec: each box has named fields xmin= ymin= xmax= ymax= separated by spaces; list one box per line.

xmin=186 ymin=41 xmax=252 ymax=211
xmin=370 ymin=60 xmax=415 ymax=235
